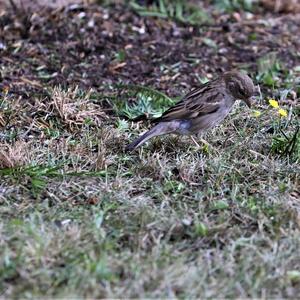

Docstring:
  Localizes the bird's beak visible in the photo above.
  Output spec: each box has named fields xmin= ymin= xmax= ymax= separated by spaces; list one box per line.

xmin=244 ymin=96 xmax=255 ymax=108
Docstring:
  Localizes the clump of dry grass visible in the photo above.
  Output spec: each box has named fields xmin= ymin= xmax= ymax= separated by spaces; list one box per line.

xmin=94 ymin=129 xmax=112 ymax=171
xmin=0 ymin=111 xmax=6 ymax=127
xmin=49 ymin=86 xmax=107 ymax=129
xmin=0 ymin=141 xmax=31 ymax=168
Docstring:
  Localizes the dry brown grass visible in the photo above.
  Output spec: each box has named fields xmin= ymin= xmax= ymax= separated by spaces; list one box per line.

xmin=49 ymin=86 xmax=107 ymax=129
xmin=0 ymin=73 xmax=299 ymax=300
xmin=0 ymin=1 xmax=299 ymax=298
xmin=0 ymin=141 xmax=31 ymax=168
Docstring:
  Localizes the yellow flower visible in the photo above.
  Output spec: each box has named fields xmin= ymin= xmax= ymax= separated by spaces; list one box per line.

xmin=3 ymin=86 xmax=9 ymax=95
xmin=252 ymin=110 xmax=261 ymax=117
xmin=278 ymin=108 xmax=287 ymax=117
xmin=269 ymin=99 xmax=279 ymax=108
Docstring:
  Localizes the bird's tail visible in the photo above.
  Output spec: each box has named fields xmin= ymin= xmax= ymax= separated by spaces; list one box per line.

xmin=125 ymin=122 xmax=176 ymax=151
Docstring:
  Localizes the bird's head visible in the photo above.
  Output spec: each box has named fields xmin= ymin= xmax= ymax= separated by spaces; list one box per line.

xmin=224 ymin=71 xmax=256 ymax=108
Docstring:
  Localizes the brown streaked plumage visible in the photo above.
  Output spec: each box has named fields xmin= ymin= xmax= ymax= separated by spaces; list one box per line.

xmin=126 ymin=70 xmax=255 ymax=151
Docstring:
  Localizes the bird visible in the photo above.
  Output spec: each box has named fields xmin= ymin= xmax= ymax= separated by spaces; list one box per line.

xmin=126 ymin=70 xmax=255 ymax=151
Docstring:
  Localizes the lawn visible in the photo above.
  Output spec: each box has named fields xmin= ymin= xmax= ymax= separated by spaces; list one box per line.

xmin=0 ymin=0 xmax=299 ymax=298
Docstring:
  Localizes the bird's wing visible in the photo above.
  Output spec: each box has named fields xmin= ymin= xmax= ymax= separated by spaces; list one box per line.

xmin=154 ymin=80 xmax=225 ymax=123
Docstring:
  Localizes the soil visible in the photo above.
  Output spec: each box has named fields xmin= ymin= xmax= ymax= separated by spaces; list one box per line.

xmin=0 ymin=1 xmax=299 ymax=101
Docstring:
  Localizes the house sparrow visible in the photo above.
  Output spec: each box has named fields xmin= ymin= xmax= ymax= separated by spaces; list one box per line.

xmin=126 ymin=70 xmax=255 ymax=151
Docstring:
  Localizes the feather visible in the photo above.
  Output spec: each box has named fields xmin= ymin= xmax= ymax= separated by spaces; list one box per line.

xmin=154 ymin=86 xmax=225 ymax=123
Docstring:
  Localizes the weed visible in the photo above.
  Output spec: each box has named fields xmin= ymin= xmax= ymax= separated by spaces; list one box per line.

xmin=214 ymin=0 xmax=258 ymax=12
xmin=112 ymin=84 xmax=175 ymax=120
xmin=257 ymin=52 xmax=282 ymax=87
xmin=130 ymin=0 xmax=210 ymax=25
xmin=0 ymin=164 xmax=108 ymax=198
xmin=271 ymin=127 xmax=300 ymax=160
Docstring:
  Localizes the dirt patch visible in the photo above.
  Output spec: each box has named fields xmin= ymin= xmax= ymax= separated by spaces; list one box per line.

xmin=1 ymin=2 xmax=299 ymax=102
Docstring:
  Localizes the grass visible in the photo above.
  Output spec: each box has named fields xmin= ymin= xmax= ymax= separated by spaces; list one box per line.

xmin=130 ymin=0 xmax=210 ymax=25
xmin=214 ymin=0 xmax=258 ymax=12
xmin=257 ymin=52 xmax=282 ymax=87
xmin=1 ymin=82 xmax=300 ymax=298
xmin=1 ymin=1 xmax=300 ymax=297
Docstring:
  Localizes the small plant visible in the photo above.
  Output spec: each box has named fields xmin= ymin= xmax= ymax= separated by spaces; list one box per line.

xmin=0 ymin=165 xmax=63 ymax=197
xmin=271 ymin=127 xmax=299 ymax=159
xmin=116 ymin=118 xmax=129 ymax=132
xmin=0 ymin=87 xmax=14 ymax=129
xmin=252 ymin=99 xmax=299 ymax=159
xmin=268 ymin=99 xmax=288 ymax=117
xmin=252 ymin=99 xmax=288 ymax=121
xmin=214 ymin=0 xmax=257 ymax=12
xmin=112 ymin=84 xmax=176 ymax=120
xmin=114 ymin=49 xmax=126 ymax=62
xmin=130 ymin=0 xmax=209 ymax=25
xmin=256 ymin=53 xmax=282 ymax=87
xmin=194 ymin=222 xmax=208 ymax=237
xmin=0 ymin=164 xmax=108 ymax=198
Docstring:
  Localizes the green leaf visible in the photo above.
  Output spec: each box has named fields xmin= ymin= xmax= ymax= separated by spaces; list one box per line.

xmin=262 ymin=73 xmax=276 ymax=86
xmin=194 ymin=222 xmax=208 ymax=236
xmin=287 ymin=270 xmax=300 ymax=282
xmin=202 ymin=38 xmax=218 ymax=49
xmin=159 ymin=0 xmax=167 ymax=15
xmin=130 ymin=0 xmax=209 ymax=25
xmin=112 ymin=84 xmax=176 ymax=120
xmin=210 ymin=200 xmax=229 ymax=211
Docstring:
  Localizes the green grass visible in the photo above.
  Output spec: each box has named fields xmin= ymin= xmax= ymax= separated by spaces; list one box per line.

xmin=1 ymin=83 xmax=300 ymax=298
xmin=1 ymin=1 xmax=300 ymax=297
xmin=130 ymin=0 xmax=210 ymax=25
xmin=257 ymin=52 xmax=282 ymax=87
xmin=214 ymin=0 xmax=258 ymax=12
